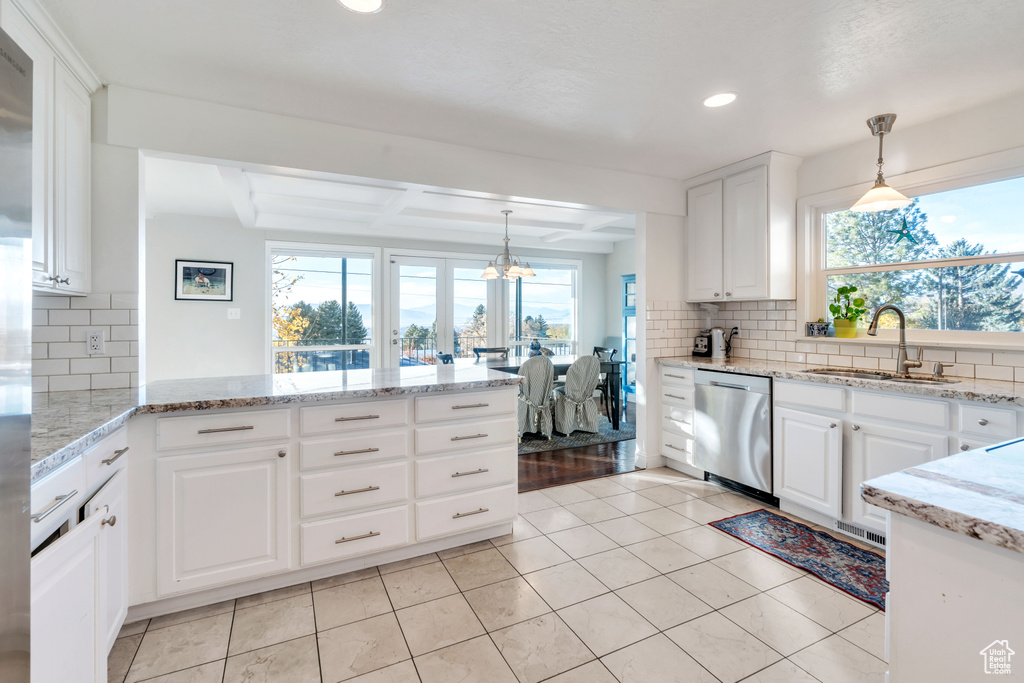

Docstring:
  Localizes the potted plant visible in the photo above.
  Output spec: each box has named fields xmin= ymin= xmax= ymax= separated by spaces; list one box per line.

xmin=829 ymin=285 xmax=867 ymax=338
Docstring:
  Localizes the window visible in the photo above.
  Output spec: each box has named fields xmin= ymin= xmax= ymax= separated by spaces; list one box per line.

xmin=508 ymin=265 xmax=577 ymax=355
xmin=821 ymin=175 xmax=1024 ymax=333
xmin=271 ymin=245 xmax=376 ymax=372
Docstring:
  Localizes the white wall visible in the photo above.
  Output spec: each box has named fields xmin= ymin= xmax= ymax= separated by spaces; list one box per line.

xmin=604 ymin=238 xmax=636 ymax=344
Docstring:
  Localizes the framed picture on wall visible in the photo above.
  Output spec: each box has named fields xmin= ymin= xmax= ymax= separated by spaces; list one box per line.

xmin=175 ymin=260 xmax=234 ymax=301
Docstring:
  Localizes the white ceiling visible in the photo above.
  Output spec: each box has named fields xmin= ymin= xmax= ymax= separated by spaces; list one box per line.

xmin=41 ymin=0 xmax=1024 ymax=180
xmin=144 ymin=157 xmax=636 ymax=254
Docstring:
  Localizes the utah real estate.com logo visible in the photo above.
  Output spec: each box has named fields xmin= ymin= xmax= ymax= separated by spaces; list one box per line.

xmin=980 ymin=640 xmax=1014 ymax=675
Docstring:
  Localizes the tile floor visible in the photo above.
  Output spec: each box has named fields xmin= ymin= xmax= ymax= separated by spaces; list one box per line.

xmin=108 ymin=468 xmax=887 ymax=683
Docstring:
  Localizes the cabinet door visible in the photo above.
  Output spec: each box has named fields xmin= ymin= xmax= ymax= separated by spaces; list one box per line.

xmin=723 ymin=165 xmax=768 ymax=300
xmin=686 ymin=179 xmax=724 ymax=301
xmin=156 ymin=446 xmax=290 ymax=595
xmin=53 ymin=59 xmax=91 ymax=294
xmin=31 ymin=506 xmax=104 ymax=683
xmin=773 ymin=408 xmax=842 ymax=518
xmin=850 ymin=422 xmax=948 ymax=533
xmin=92 ymin=470 xmax=128 ymax=655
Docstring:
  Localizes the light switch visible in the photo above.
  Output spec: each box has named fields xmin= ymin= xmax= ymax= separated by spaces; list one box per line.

xmin=227 ymin=308 xmax=241 ymax=319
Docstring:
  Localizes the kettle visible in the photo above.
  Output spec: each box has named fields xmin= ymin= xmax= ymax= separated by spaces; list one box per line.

xmin=710 ymin=326 xmax=738 ymax=359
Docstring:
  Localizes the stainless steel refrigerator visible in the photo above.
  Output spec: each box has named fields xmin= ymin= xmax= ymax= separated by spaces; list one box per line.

xmin=0 ymin=24 xmax=33 ymax=682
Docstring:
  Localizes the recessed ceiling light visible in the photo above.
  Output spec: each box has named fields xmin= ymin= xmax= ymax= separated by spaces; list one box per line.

xmin=703 ymin=92 xmax=737 ymax=108
xmin=339 ymin=0 xmax=384 ymax=13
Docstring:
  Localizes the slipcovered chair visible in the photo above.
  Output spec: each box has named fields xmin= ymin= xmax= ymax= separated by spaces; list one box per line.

xmin=554 ymin=355 xmax=601 ymax=434
xmin=516 ymin=355 xmax=554 ymax=440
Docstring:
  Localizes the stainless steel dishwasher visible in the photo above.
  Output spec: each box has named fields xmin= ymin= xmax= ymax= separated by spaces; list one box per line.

xmin=694 ymin=370 xmax=772 ymax=495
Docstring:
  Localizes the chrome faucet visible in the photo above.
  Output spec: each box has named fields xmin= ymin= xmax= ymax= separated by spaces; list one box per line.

xmin=867 ymin=304 xmax=923 ymax=376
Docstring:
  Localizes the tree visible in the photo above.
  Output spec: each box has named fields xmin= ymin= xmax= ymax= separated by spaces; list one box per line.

xmin=310 ymin=300 xmax=344 ymax=343
xmin=271 ymin=256 xmax=309 ymax=372
xmin=345 ymin=302 xmax=368 ymax=344
xmin=523 ymin=315 xmax=548 ymax=338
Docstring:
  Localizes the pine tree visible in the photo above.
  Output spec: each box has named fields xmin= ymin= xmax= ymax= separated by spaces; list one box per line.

xmin=345 ymin=302 xmax=368 ymax=344
xmin=312 ymin=300 xmax=344 ymax=343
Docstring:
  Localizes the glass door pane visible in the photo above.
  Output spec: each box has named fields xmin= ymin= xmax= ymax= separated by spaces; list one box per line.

xmin=452 ymin=267 xmax=488 ymax=358
xmin=394 ymin=260 xmax=440 ymax=365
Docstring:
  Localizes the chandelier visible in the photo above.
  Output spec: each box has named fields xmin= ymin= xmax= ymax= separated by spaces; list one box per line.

xmin=481 ymin=210 xmax=536 ymax=280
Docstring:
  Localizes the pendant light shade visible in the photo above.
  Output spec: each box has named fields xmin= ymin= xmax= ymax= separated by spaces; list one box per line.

xmin=480 ymin=211 xmax=537 ymax=280
xmin=850 ymin=113 xmax=912 ymax=213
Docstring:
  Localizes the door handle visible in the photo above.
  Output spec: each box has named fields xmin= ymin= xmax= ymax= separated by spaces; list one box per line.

xmin=451 ymin=433 xmax=488 ymax=441
xmin=31 ymin=490 xmax=78 ymax=523
xmin=334 ymin=447 xmax=380 ymax=457
xmin=335 ymin=531 xmax=380 ymax=544
xmin=102 ymin=446 xmax=129 ymax=465
xmin=198 ymin=425 xmax=254 ymax=434
xmin=708 ymin=381 xmax=751 ymax=391
xmin=451 ymin=468 xmax=489 ymax=478
xmin=452 ymin=507 xmax=489 ymax=519
xmin=334 ymin=485 xmax=380 ymax=497
xmin=335 ymin=414 xmax=379 ymax=422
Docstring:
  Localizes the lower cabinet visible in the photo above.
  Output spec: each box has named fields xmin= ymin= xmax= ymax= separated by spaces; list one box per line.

xmin=773 ymin=408 xmax=842 ymax=518
xmin=156 ymin=445 xmax=290 ymax=595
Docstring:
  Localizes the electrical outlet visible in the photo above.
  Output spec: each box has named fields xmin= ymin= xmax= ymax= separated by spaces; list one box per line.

xmin=227 ymin=308 xmax=241 ymax=320
xmin=86 ymin=329 xmax=105 ymax=355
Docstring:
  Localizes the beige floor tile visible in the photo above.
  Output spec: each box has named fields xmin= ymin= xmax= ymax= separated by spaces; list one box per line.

xmin=591 ymin=516 xmax=661 ymax=545
xmin=522 ymin=561 xmax=609 ymax=610
xmin=125 ymin=612 xmax=232 ymax=683
xmin=378 ymin=552 xmax=440 ymax=575
xmin=574 ymin=477 xmax=632 ymax=498
xmin=317 ymin=613 xmax=411 ymax=682
xmin=667 ymin=499 xmax=733 ymax=525
xmin=720 ymin=594 xmax=832 ymax=656
xmin=837 ymin=613 xmax=887 ymax=662
xmin=542 ymin=483 xmax=598 ymax=505
xmin=742 ymin=659 xmax=823 ymax=682
xmin=346 ymin=660 xmax=420 ymax=682
xmin=496 ymin=535 xmax=572 ymax=574
xmin=108 ymin=634 xmax=142 ymax=683
xmin=442 ymin=547 xmax=519 ymax=591
xmin=665 ymin=612 xmax=782 ymax=683
xmin=668 ymin=478 xmax=728 ymax=498
xmin=416 ymin=635 xmax=518 ymax=683
xmin=543 ymin=660 xmax=617 ymax=683
xmin=491 ymin=516 xmax=544 ymax=547
xmin=789 ymin=635 xmax=887 ymax=683
xmin=491 ymin=612 xmax=594 ymax=683
xmin=615 ymin=470 xmax=679 ymax=491
xmin=636 ymin=484 xmax=696 ymax=507
xmin=557 ymin=593 xmax=657 ymax=657
xmin=395 ymin=593 xmax=485 ymax=656
xmin=516 ymin=490 xmax=559 ymax=513
xmin=437 ymin=539 xmax=494 ymax=560
xmin=562 ymin=498 xmax=626 ymax=524
xmin=381 ymin=560 xmax=459 ymax=609
xmin=222 ymin=634 xmax=320 ymax=683
xmin=463 ymin=576 xmax=550 ymax=631
xmin=134 ymin=661 xmax=225 ymax=682
xmin=521 ymin=506 xmax=586 ymax=534
xmin=313 ymin=576 xmax=394 ymax=631
xmin=147 ymin=600 xmax=235 ymax=632
xmin=547 ymin=525 xmax=618 ymax=559
xmin=228 ymin=593 xmax=316 ymax=656
xmin=711 ymin=548 xmax=804 ymax=591
xmin=614 ymin=576 xmax=713 ymax=630
xmin=667 ymin=561 xmax=761 ymax=609
xmin=118 ymin=620 xmax=149 ymax=638
xmin=624 ymin=536 xmax=704 ymax=573
xmin=766 ymin=576 xmax=875 ymax=632
xmin=601 ymin=633 xmax=719 ymax=683
xmin=703 ymin=491 xmax=767 ymax=515
xmin=236 ymin=582 xmax=311 ymax=610
xmin=602 ymin=492 xmax=662 ymax=515
xmin=668 ymin=525 xmax=747 ymax=559
xmin=578 ymin=547 xmax=659 ymax=590
xmin=631 ymin=507 xmax=700 ymax=535
xmin=312 ymin=566 xmax=380 ymax=592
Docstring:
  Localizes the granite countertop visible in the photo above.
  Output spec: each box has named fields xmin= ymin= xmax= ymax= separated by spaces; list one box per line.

xmin=656 ymin=356 xmax=1024 ymax=406
xmin=32 ymin=364 xmax=522 ymax=482
xmin=862 ymin=439 xmax=1024 ymax=554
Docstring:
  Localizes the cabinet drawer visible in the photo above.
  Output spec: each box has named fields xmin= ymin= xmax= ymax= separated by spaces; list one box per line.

xmin=300 ymin=505 xmax=409 ymax=566
xmin=300 ymin=431 xmax=408 ymax=471
xmin=851 ymin=390 xmax=948 ymax=429
xmin=661 ymin=432 xmax=694 ymax=462
xmin=663 ymin=415 xmax=694 ymax=437
xmin=775 ymin=381 xmax=845 ymax=412
xmin=301 ymin=400 xmax=408 ymax=436
xmin=156 ymin=409 xmax=291 ymax=450
xmin=959 ymin=403 xmax=1017 ymax=439
xmin=661 ymin=388 xmax=695 ymax=408
xmin=415 ymin=417 xmax=517 ymax=455
xmin=300 ymin=462 xmax=409 ymax=518
xmin=415 ymin=390 xmax=516 ymax=423
xmin=30 ymin=459 xmax=86 ymax=547
xmin=415 ymin=485 xmax=517 ymax=540
xmin=956 ymin=436 xmax=1000 ymax=454
xmin=83 ymin=428 xmax=129 ymax=491
xmin=663 ymin=402 xmax=694 ymax=424
xmin=661 ymin=367 xmax=695 ymax=387
xmin=415 ymin=448 xmax=516 ymax=498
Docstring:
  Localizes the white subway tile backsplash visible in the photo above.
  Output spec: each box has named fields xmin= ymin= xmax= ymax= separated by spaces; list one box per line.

xmin=32 ymin=343 xmax=47 ymax=360
xmin=33 ymin=326 xmax=69 ymax=343
xmin=33 ymin=359 xmax=69 ymax=375
xmin=69 ymin=325 xmax=109 ymax=342
xmin=956 ymin=350 xmax=993 ymax=365
xmin=111 ymin=356 xmax=139 ymax=373
xmin=47 ymin=342 xmax=89 ymax=359
xmin=851 ymin=356 xmax=879 ymax=370
xmin=805 ymin=353 xmax=828 ymax=365
xmin=32 ymin=295 xmax=69 ymax=310
xmin=70 ymin=357 xmax=111 ymax=374
xmin=32 ymin=376 xmax=48 ymax=392
xmin=47 ymin=309 xmax=90 ymax=326
xmin=48 ymin=374 xmax=91 ymax=392
xmin=828 ymin=355 xmax=854 ymax=367
xmin=111 ymin=293 xmax=137 ymax=309
xmin=922 ymin=348 xmax=956 ymax=363
xmin=91 ymin=373 xmax=131 ymax=390
xmin=32 ymin=309 xmax=48 ymax=326
xmin=816 ymin=343 xmax=840 ymax=355
xmin=70 ymin=293 xmax=111 ymax=309
xmin=839 ymin=345 xmax=865 ymax=357
xmin=975 ymin=365 xmax=1014 ymax=382
xmin=993 ymin=352 xmax=1024 ymax=367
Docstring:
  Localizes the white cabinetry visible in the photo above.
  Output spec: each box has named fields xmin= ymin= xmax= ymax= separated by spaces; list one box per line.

xmin=659 ymin=366 xmax=695 ymax=468
xmin=685 ymin=151 xmax=801 ymax=303
xmin=773 ymin=408 xmax=842 ymax=518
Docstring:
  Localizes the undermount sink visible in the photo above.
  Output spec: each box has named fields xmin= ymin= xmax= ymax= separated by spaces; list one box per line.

xmin=805 ymin=368 xmax=960 ymax=385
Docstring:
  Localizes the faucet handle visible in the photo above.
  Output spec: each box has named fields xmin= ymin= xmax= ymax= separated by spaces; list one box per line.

xmin=910 ymin=347 xmax=923 ymax=361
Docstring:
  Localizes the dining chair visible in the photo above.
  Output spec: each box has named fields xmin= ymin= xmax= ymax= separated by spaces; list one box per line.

xmin=593 ymin=346 xmax=618 ymax=419
xmin=554 ymin=355 xmax=601 ymax=434
xmin=516 ymin=355 xmax=554 ymax=440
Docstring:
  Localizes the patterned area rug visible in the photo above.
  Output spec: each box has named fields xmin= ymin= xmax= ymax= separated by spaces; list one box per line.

xmin=711 ymin=509 xmax=888 ymax=610
xmin=518 ymin=415 xmax=636 ymax=454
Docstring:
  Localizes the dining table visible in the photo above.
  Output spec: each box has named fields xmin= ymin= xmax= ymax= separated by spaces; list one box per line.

xmin=458 ymin=354 xmax=626 ymax=430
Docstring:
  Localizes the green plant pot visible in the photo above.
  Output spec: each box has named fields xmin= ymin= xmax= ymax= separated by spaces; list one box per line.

xmin=832 ymin=319 xmax=858 ymax=338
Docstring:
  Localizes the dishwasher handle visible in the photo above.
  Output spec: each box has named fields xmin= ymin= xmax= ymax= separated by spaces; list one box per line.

xmin=708 ymin=380 xmax=752 ymax=391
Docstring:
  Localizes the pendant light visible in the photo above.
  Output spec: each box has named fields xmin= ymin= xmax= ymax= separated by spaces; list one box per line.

xmin=481 ymin=210 xmax=537 ymax=280
xmin=850 ymin=113 xmax=912 ymax=212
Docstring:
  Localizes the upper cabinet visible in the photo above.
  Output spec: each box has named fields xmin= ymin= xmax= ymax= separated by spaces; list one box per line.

xmin=685 ymin=152 xmax=801 ymax=303
xmin=2 ymin=0 xmax=98 ymax=295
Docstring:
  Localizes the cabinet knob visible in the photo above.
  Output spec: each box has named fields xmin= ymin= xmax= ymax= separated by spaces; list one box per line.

xmin=978 ymin=418 xmax=989 ymax=426
xmin=714 ymin=292 xmax=721 ymax=297
xmin=960 ymin=444 xmax=970 ymax=451
xmin=829 ymin=423 xmax=837 ymax=429
xmin=725 ymin=292 xmax=732 ymax=297
xmin=278 ymin=450 xmax=287 ymax=458
xmin=102 ymin=515 xmax=117 ymax=527
xmin=58 ymin=277 xmax=70 ymax=285
xmin=852 ymin=425 xmax=861 ymax=431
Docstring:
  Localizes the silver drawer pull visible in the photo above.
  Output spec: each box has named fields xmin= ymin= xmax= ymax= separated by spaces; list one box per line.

xmin=453 ymin=507 xmax=489 ymax=519
xmin=198 ymin=425 xmax=254 ymax=434
xmin=665 ymin=374 xmax=690 ymax=380
xmin=451 ymin=433 xmax=488 ymax=441
xmin=334 ymin=485 xmax=380 ymax=497
xmin=960 ymin=444 xmax=970 ymax=451
xmin=31 ymin=490 xmax=78 ymax=523
xmin=335 ymin=414 xmax=379 ymax=422
xmin=453 ymin=403 xmax=489 ymax=410
xmin=852 ymin=425 xmax=861 ymax=431
xmin=335 ymin=531 xmax=380 ymax=544
xmin=665 ymin=394 xmax=687 ymax=400
xmin=666 ymin=444 xmax=686 ymax=452
xmin=102 ymin=446 xmax=129 ymax=465
xmin=102 ymin=515 xmax=117 ymax=528
xmin=978 ymin=418 xmax=990 ymax=426
xmin=335 ymin=447 xmax=380 ymax=457
xmin=452 ymin=468 xmax=489 ymax=478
